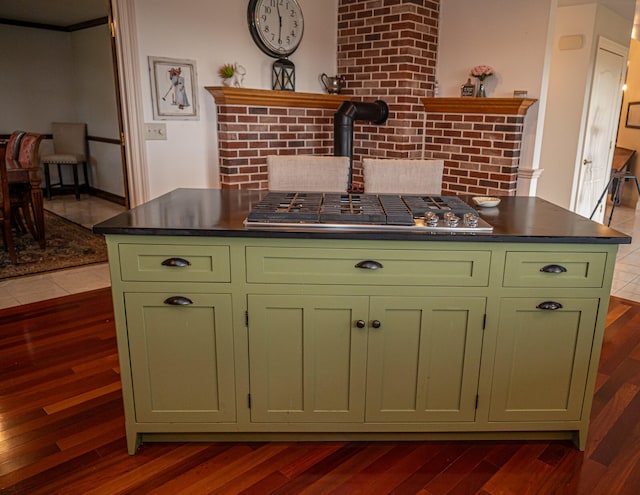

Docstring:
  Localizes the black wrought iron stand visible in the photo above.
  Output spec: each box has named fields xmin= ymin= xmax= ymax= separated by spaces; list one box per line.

xmin=590 ymin=171 xmax=640 ymax=226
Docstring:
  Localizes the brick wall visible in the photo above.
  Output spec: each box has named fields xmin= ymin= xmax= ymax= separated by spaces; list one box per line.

xmin=425 ymin=112 xmax=524 ymax=196
xmin=421 ymin=98 xmax=536 ymax=196
xmin=337 ymin=0 xmax=439 ymax=188
xmin=216 ymin=103 xmax=335 ymax=190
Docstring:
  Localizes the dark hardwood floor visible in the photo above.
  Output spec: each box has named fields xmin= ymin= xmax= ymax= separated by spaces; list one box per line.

xmin=1 ymin=289 xmax=640 ymax=494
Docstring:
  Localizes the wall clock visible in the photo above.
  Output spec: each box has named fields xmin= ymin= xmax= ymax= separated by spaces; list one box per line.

xmin=247 ymin=0 xmax=304 ymax=58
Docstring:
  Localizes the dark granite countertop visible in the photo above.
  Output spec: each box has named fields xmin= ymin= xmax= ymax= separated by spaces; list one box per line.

xmin=93 ymin=188 xmax=631 ymax=244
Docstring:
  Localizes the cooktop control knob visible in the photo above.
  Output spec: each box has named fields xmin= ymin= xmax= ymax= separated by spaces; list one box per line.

xmin=444 ymin=212 xmax=460 ymax=227
xmin=424 ymin=211 xmax=439 ymax=226
xmin=463 ymin=212 xmax=479 ymax=227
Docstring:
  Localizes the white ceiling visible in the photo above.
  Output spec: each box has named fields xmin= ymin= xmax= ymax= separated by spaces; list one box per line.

xmin=0 ymin=0 xmax=107 ymax=27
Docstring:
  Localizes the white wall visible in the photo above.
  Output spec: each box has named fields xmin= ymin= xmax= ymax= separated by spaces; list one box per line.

xmin=72 ymin=25 xmax=123 ymax=196
xmin=0 ymin=25 xmax=74 ymax=136
xmin=537 ymin=4 xmax=632 ymax=209
xmin=133 ymin=0 xmax=338 ymax=199
xmin=437 ymin=0 xmax=556 ymax=99
xmin=437 ymin=0 xmax=557 ymax=187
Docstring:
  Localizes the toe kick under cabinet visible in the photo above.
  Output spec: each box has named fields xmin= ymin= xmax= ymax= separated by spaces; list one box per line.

xmin=104 ymin=235 xmax=617 ymax=454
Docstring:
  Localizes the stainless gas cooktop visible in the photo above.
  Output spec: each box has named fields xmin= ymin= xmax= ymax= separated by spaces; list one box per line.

xmin=244 ymin=192 xmax=493 ymax=233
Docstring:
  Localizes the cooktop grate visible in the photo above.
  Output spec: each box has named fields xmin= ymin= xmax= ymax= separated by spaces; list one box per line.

xmin=247 ymin=192 xmax=480 ymax=226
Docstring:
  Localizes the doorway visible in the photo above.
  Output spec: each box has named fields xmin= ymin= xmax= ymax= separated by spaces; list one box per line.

xmin=0 ymin=0 xmax=130 ymax=221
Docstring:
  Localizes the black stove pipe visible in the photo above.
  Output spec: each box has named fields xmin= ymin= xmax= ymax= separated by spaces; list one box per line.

xmin=333 ymin=100 xmax=389 ymax=190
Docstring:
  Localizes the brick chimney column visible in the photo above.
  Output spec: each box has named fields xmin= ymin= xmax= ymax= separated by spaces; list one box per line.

xmin=337 ymin=0 xmax=440 ymax=188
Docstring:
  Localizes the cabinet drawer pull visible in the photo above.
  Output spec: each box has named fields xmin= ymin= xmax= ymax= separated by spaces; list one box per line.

xmin=161 ymin=257 xmax=191 ymax=267
xmin=371 ymin=320 xmax=382 ymax=328
xmin=356 ymin=320 xmax=366 ymax=328
xmin=355 ymin=260 xmax=383 ymax=270
xmin=536 ymin=301 xmax=563 ymax=311
xmin=540 ymin=264 xmax=567 ymax=274
xmin=163 ymin=296 xmax=193 ymax=306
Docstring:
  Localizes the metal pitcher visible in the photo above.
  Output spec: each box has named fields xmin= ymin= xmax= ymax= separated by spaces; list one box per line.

xmin=321 ymin=73 xmax=346 ymax=94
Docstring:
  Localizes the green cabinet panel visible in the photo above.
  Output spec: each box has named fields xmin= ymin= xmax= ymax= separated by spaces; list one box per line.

xmin=248 ymin=294 xmax=369 ymax=422
xmin=125 ymin=292 xmax=236 ymax=423
xmin=119 ymin=243 xmax=231 ymax=282
xmin=503 ymin=251 xmax=606 ymax=288
xmin=489 ymin=298 xmax=599 ymax=422
xmin=246 ymin=246 xmax=490 ymax=286
xmin=366 ymin=297 xmax=485 ymax=422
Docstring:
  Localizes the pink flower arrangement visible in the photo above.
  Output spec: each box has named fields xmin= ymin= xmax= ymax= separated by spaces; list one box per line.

xmin=470 ymin=65 xmax=494 ymax=81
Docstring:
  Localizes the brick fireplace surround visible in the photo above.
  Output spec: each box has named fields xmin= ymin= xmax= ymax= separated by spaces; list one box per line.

xmin=208 ymin=0 xmax=537 ymax=196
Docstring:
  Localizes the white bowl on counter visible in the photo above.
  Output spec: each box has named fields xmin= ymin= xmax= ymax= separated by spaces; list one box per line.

xmin=472 ymin=196 xmax=501 ymax=208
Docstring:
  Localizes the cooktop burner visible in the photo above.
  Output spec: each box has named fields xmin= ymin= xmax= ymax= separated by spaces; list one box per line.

xmin=245 ymin=192 xmax=494 ymax=233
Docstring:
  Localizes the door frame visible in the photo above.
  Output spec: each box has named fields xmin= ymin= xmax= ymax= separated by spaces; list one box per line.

xmin=110 ymin=0 xmax=149 ymax=207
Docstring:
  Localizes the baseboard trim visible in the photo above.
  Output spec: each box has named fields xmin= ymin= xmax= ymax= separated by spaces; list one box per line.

xmin=90 ymin=188 xmax=126 ymax=206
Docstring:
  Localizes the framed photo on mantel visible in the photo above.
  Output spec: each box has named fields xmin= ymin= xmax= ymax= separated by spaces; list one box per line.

xmin=461 ymin=79 xmax=475 ymax=97
xmin=149 ymin=56 xmax=199 ymax=120
xmin=626 ymin=101 xmax=640 ymax=129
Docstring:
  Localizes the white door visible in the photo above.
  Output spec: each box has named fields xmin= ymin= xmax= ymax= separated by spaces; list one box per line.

xmin=573 ymin=38 xmax=626 ymax=222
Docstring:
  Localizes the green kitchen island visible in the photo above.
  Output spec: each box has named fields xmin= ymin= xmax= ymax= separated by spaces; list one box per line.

xmin=93 ymin=188 xmax=631 ymax=454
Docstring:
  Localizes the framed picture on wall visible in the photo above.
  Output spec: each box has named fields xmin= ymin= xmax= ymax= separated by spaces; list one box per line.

xmin=625 ymin=101 xmax=640 ymax=129
xmin=149 ymin=56 xmax=199 ymax=120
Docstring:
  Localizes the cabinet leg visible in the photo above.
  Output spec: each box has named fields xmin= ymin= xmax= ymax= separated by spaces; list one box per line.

xmin=574 ymin=429 xmax=588 ymax=451
xmin=126 ymin=430 xmax=142 ymax=455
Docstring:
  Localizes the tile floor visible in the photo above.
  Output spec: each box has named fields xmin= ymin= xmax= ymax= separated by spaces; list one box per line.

xmin=0 ymin=195 xmax=125 ymax=310
xmin=607 ymin=202 xmax=640 ymax=301
xmin=0 ymin=195 xmax=639 ymax=310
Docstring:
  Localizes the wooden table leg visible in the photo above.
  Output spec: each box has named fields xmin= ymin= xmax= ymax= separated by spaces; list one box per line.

xmin=30 ymin=187 xmax=46 ymax=249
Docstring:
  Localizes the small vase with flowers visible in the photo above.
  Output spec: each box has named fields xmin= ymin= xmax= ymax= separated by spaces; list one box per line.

xmin=470 ymin=65 xmax=494 ymax=97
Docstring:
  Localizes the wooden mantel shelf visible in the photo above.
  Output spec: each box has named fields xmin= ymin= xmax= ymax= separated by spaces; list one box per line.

xmin=422 ymin=97 xmax=538 ymax=115
xmin=206 ymin=86 xmax=347 ymax=109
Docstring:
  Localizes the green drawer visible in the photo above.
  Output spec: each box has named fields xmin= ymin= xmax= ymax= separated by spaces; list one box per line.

xmin=119 ymin=244 xmax=231 ymax=282
xmin=246 ymin=246 xmax=491 ymax=286
xmin=503 ymin=251 xmax=606 ymax=288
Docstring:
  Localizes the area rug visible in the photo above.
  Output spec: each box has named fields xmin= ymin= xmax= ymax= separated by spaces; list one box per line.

xmin=0 ymin=211 xmax=107 ymax=280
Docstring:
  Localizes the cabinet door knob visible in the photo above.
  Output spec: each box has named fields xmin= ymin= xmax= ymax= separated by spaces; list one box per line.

xmin=540 ymin=264 xmax=567 ymax=274
xmin=163 ymin=296 xmax=193 ymax=306
xmin=161 ymin=257 xmax=191 ymax=267
xmin=536 ymin=301 xmax=563 ymax=311
xmin=356 ymin=320 xmax=366 ymax=328
xmin=371 ymin=320 xmax=382 ymax=328
xmin=355 ymin=260 xmax=383 ymax=270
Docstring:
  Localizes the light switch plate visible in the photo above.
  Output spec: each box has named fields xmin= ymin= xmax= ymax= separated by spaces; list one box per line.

xmin=144 ymin=123 xmax=167 ymax=140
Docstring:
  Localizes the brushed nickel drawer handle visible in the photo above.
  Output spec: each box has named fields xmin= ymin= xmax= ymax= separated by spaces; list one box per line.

xmin=540 ymin=264 xmax=567 ymax=274
xmin=161 ymin=257 xmax=191 ymax=267
xmin=536 ymin=301 xmax=563 ymax=311
xmin=355 ymin=260 xmax=383 ymax=270
xmin=163 ymin=296 xmax=193 ymax=306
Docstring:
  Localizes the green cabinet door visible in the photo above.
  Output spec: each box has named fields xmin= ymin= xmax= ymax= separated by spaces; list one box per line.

xmin=489 ymin=298 xmax=599 ymax=422
xmin=248 ymin=294 xmax=369 ymax=422
xmin=365 ymin=297 xmax=486 ymax=422
xmin=125 ymin=292 xmax=236 ymax=423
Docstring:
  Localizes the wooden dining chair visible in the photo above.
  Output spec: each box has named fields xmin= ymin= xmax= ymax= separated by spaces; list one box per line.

xmin=1 ymin=142 xmax=18 ymax=264
xmin=41 ymin=122 xmax=89 ymax=200
xmin=4 ymin=131 xmax=26 ymax=161
xmin=8 ymin=133 xmax=46 ymax=248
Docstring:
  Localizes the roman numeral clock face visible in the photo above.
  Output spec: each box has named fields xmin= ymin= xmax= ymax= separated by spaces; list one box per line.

xmin=248 ymin=0 xmax=304 ymax=57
